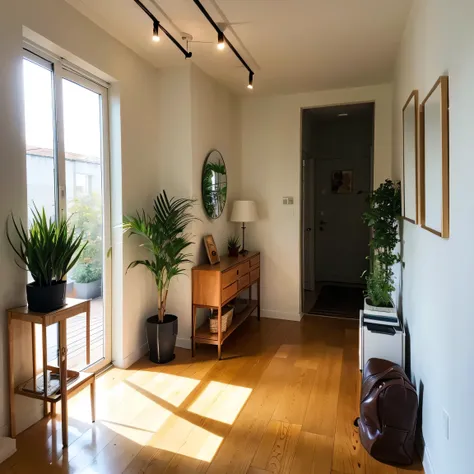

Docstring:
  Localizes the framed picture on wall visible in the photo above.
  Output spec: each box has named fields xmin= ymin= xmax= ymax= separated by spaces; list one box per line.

xmin=204 ymin=234 xmax=220 ymax=265
xmin=402 ymin=90 xmax=419 ymax=224
xmin=331 ymin=170 xmax=353 ymax=194
xmin=420 ymin=76 xmax=450 ymax=238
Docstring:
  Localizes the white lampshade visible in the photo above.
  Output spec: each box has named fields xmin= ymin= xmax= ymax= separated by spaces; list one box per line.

xmin=230 ymin=200 xmax=258 ymax=222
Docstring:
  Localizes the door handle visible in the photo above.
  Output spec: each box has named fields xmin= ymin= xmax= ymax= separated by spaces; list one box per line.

xmin=319 ymin=220 xmax=328 ymax=225
xmin=306 ymin=228 xmax=312 ymax=231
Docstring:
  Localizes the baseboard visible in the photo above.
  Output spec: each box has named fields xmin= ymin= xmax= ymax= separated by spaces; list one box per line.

xmin=113 ymin=342 xmax=148 ymax=369
xmin=176 ymin=337 xmax=191 ymax=350
xmin=0 ymin=437 xmax=16 ymax=464
xmin=258 ymin=309 xmax=302 ymax=322
xmin=416 ymin=434 xmax=435 ymax=474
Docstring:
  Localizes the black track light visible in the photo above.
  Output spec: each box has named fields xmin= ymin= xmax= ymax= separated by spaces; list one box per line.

xmin=152 ymin=20 xmax=160 ymax=42
xmin=192 ymin=0 xmax=254 ymax=87
xmin=217 ymin=31 xmax=225 ymax=50
xmin=134 ymin=0 xmax=192 ymax=59
xmin=247 ymin=72 xmax=254 ymax=90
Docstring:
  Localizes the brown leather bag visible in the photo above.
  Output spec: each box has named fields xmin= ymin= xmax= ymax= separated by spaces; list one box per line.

xmin=359 ymin=358 xmax=418 ymax=465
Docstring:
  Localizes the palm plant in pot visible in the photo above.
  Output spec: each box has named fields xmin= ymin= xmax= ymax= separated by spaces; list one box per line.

xmin=123 ymin=191 xmax=197 ymax=364
xmin=362 ymin=179 xmax=402 ymax=318
xmin=7 ymin=207 xmax=87 ymax=312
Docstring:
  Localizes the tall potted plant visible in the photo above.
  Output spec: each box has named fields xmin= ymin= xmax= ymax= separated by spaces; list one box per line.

xmin=362 ymin=179 xmax=401 ymax=317
xmin=123 ymin=191 xmax=197 ymax=364
xmin=7 ymin=207 xmax=87 ymax=312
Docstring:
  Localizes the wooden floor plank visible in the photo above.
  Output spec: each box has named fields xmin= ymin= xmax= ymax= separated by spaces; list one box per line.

xmin=302 ymin=345 xmax=343 ymax=437
xmin=290 ymin=431 xmax=333 ymax=474
xmin=331 ymin=329 xmax=366 ymax=474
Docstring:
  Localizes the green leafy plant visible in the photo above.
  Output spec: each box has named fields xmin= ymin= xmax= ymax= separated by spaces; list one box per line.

xmin=7 ymin=206 xmax=87 ymax=287
xmin=72 ymin=261 xmax=102 ymax=284
xmin=362 ymin=179 xmax=402 ymax=307
xmin=202 ymin=161 xmax=227 ymax=218
xmin=68 ymin=194 xmax=103 ymax=284
xmin=227 ymin=235 xmax=240 ymax=250
xmin=365 ymin=260 xmax=394 ymax=307
xmin=123 ymin=191 xmax=197 ymax=323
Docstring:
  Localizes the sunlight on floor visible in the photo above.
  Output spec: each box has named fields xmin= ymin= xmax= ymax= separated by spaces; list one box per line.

xmin=188 ymin=381 xmax=253 ymax=424
xmin=127 ymin=370 xmax=200 ymax=407
xmin=147 ymin=412 xmax=223 ymax=462
xmin=67 ymin=372 xmax=254 ymax=464
xmin=149 ymin=372 xmax=201 ymax=407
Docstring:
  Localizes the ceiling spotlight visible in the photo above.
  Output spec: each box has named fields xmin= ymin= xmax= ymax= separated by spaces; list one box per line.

xmin=152 ymin=20 xmax=160 ymax=42
xmin=247 ymin=72 xmax=254 ymax=90
xmin=217 ymin=31 xmax=225 ymax=50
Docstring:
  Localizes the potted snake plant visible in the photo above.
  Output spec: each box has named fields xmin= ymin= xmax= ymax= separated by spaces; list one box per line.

xmin=7 ymin=207 xmax=87 ymax=312
xmin=123 ymin=191 xmax=197 ymax=364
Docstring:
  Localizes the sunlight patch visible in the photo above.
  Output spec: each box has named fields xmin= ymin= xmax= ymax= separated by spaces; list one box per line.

xmin=147 ymin=413 xmax=223 ymax=462
xmin=188 ymin=381 xmax=252 ymax=424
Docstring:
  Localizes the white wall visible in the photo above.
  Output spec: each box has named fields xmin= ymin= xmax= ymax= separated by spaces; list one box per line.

xmin=0 ymin=0 xmax=161 ymax=434
xmin=240 ymin=84 xmax=393 ymax=321
xmin=393 ymin=2 xmax=474 ymax=473
xmin=156 ymin=64 xmax=241 ymax=348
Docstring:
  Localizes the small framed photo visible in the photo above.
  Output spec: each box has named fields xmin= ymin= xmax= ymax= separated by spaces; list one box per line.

xmin=331 ymin=170 xmax=353 ymax=194
xmin=204 ymin=235 xmax=220 ymax=265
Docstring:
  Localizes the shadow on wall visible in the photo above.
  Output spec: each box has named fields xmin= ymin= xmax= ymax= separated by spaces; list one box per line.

xmin=414 ymin=378 xmax=425 ymax=462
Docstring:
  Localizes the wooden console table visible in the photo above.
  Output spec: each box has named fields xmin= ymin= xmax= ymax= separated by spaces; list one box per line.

xmin=192 ymin=251 xmax=260 ymax=359
xmin=7 ymin=298 xmax=96 ymax=448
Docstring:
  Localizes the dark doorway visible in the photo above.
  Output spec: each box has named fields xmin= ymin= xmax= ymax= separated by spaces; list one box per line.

xmin=301 ymin=102 xmax=374 ymax=318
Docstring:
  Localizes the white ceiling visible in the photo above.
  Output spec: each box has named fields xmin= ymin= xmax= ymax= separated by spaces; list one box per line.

xmin=65 ymin=0 xmax=413 ymax=96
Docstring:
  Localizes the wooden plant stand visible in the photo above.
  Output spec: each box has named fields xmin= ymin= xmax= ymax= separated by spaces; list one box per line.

xmin=7 ymin=298 xmax=96 ymax=448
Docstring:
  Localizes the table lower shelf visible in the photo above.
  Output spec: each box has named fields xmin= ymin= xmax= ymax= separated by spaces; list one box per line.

xmin=15 ymin=365 xmax=94 ymax=403
xmin=195 ymin=300 xmax=258 ymax=345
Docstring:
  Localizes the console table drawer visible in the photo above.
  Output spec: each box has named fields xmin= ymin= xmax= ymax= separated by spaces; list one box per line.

xmin=239 ymin=261 xmax=250 ymax=277
xmin=250 ymin=267 xmax=260 ymax=284
xmin=222 ymin=282 xmax=238 ymax=302
xmin=222 ymin=267 xmax=239 ymax=288
xmin=250 ymin=255 xmax=260 ymax=268
xmin=238 ymin=273 xmax=250 ymax=291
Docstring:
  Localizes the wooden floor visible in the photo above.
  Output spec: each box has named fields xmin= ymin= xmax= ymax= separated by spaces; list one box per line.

xmin=0 ymin=315 xmax=424 ymax=474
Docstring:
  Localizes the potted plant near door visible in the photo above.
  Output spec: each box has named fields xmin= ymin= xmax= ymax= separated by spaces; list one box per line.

xmin=69 ymin=194 xmax=103 ymax=300
xmin=72 ymin=262 xmax=102 ymax=299
xmin=362 ymin=179 xmax=402 ymax=318
xmin=123 ymin=191 xmax=197 ymax=364
xmin=6 ymin=207 xmax=87 ymax=312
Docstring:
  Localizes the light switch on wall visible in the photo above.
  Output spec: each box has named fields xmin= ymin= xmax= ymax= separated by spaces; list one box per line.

xmin=283 ymin=196 xmax=294 ymax=205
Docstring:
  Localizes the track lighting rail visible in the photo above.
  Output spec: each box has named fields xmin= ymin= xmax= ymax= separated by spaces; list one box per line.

xmin=134 ymin=0 xmax=192 ymax=58
xmin=192 ymin=0 xmax=255 ymax=82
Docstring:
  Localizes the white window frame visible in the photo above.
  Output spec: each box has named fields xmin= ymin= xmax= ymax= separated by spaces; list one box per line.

xmin=23 ymin=43 xmax=112 ymax=372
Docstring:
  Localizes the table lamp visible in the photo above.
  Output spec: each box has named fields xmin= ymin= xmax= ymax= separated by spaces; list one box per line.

xmin=230 ymin=200 xmax=258 ymax=255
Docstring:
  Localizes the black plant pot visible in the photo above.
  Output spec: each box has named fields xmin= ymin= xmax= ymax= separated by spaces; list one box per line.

xmin=26 ymin=281 xmax=67 ymax=313
xmin=146 ymin=314 xmax=178 ymax=364
xmin=228 ymin=247 xmax=240 ymax=258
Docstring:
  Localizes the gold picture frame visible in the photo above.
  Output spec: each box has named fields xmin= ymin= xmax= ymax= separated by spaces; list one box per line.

xmin=420 ymin=76 xmax=450 ymax=238
xmin=204 ymin=235 xmax=220 ymax=265
xmin=402 ymin=90 xmax=419 ymax=224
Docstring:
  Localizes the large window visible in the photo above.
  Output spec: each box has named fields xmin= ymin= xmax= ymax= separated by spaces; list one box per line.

xmin=23 ymin=47 xmax=111 ymax=372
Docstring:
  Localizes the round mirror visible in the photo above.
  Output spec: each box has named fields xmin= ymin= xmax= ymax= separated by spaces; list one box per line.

xmin=202 ymin=150 xmax=227 ymax=219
